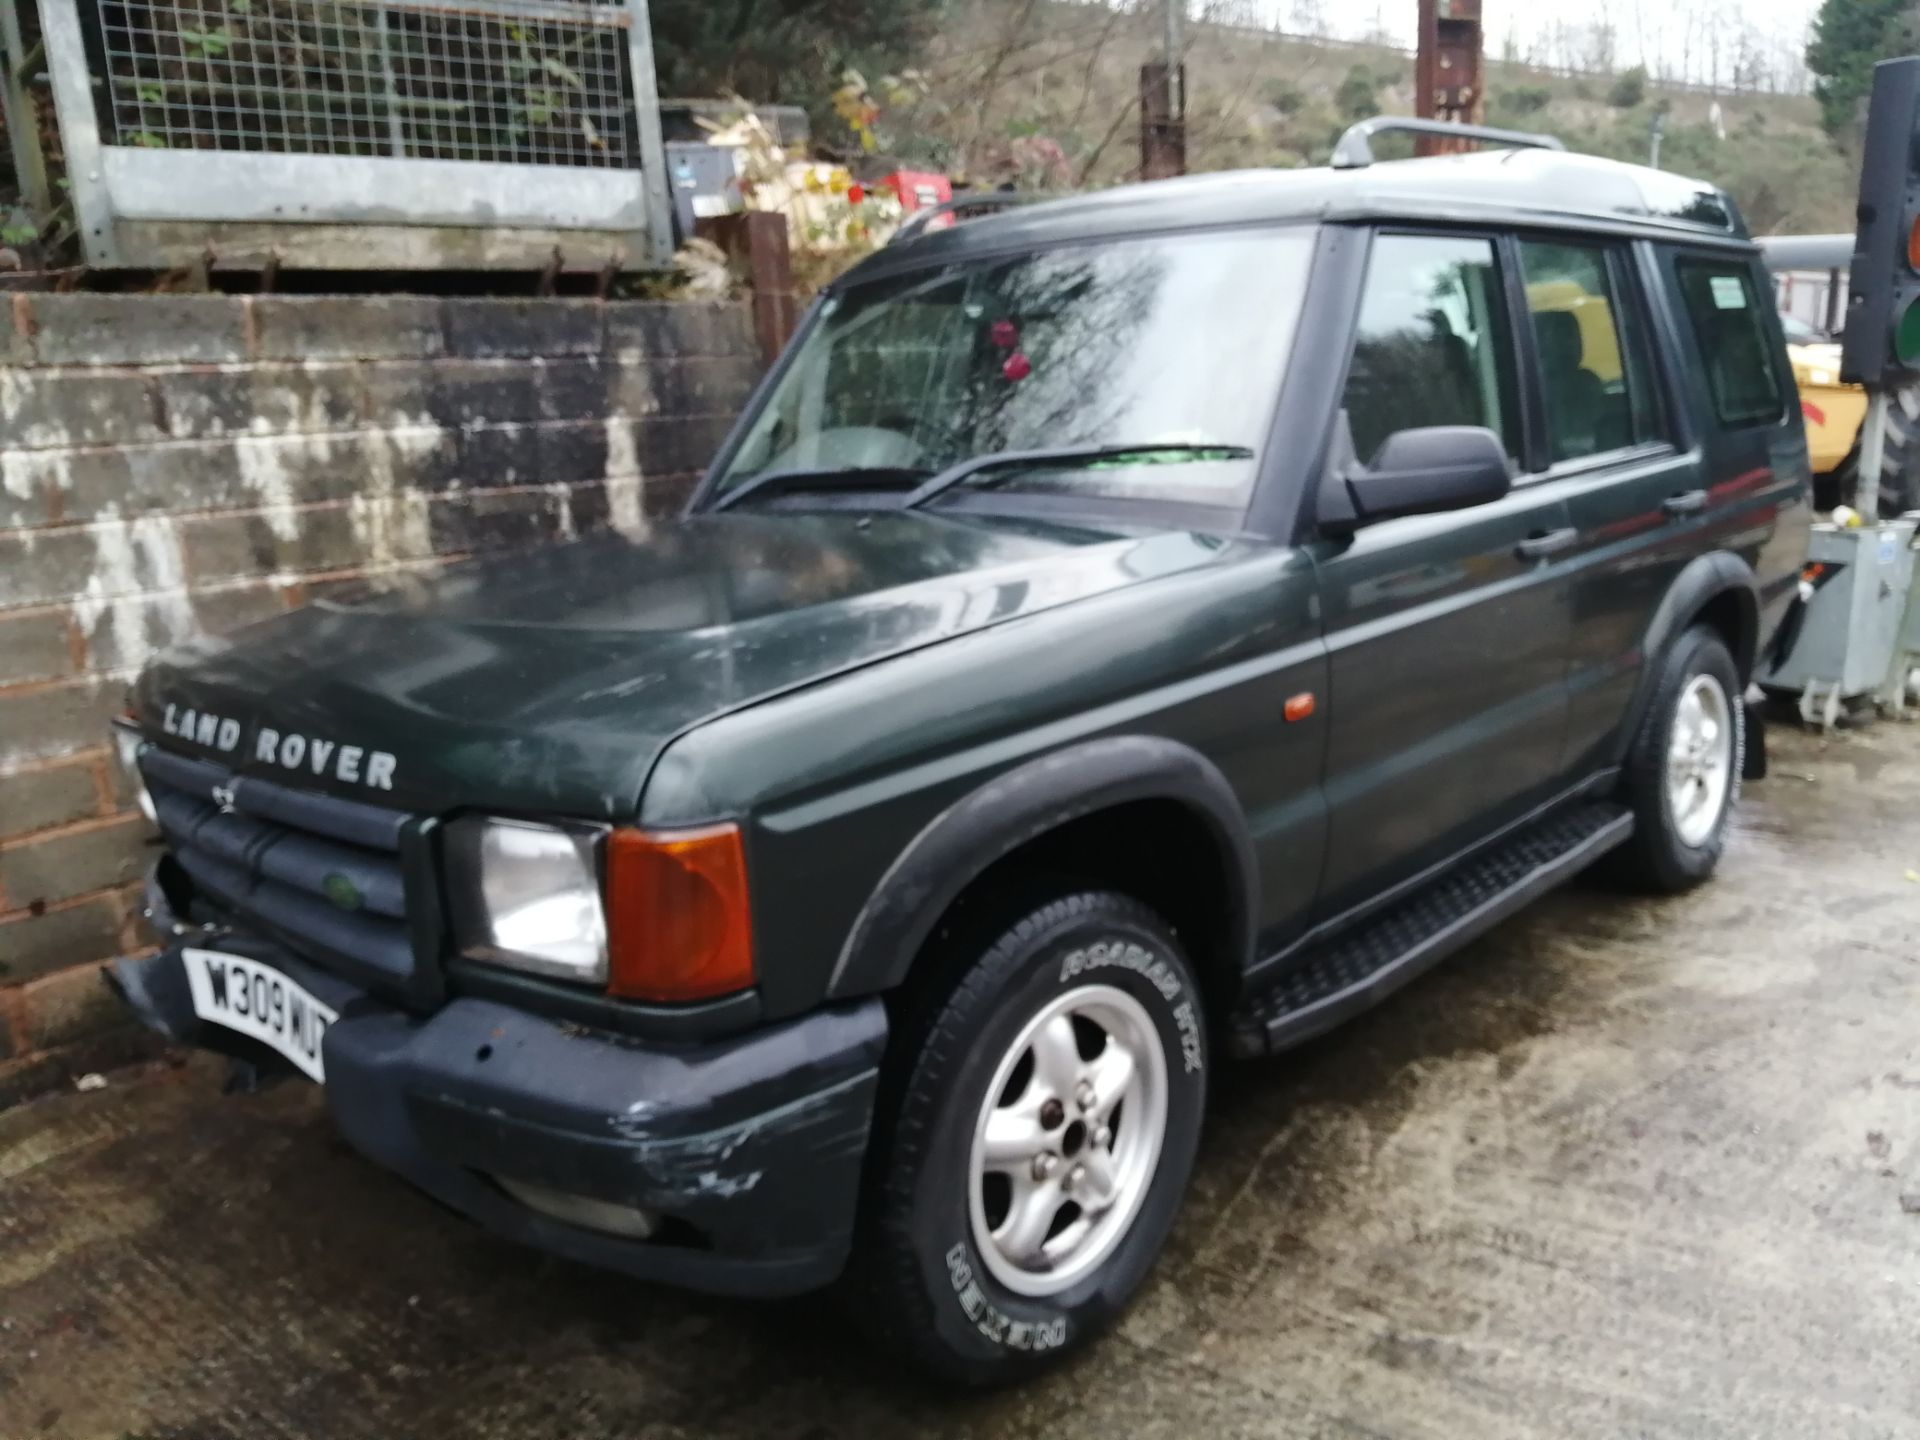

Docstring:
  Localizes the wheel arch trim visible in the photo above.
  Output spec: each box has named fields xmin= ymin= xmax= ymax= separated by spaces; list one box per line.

xmin=1610 ymin=550 xmax=1760 ymax=767
xmin=825 ymin=735 xmax=1259 ymax=1000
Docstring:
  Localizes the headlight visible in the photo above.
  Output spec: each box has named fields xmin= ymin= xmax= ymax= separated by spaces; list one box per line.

xmin=447 ymin=818 xmax=607 ymax=983
xmin=111 ymin=717 xmax=156 ymax=823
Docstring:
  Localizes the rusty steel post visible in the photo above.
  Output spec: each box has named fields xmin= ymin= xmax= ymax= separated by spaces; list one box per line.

xmin=1140 ymin=62 xmax=1186 ymax=180
xmin=697 ymin=211 xmax=797 ymax=366
xmin=1415 ymin=0 xmax=1484 ymax=157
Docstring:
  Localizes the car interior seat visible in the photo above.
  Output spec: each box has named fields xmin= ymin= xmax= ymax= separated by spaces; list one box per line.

xmin=1533 ymin=309 xmax=1629 ymax=459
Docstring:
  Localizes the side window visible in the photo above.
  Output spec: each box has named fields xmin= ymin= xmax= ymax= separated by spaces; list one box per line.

xmin=1519 ymin=239 xmax=1664 ymax=463
xmin=1673 ymin=258 xmax=1784 ymax=427
xmin=1341 ymin=234 xmax=1521 ymax=465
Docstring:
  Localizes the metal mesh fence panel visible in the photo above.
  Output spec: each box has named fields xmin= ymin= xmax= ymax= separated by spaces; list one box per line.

xmin=93 ymin=0 xmax=638 ymax=168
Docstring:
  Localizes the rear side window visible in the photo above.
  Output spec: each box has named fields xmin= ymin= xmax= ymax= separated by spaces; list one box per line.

xmin=1341 ymin=233 xmax=1522 ymax=465
xmin=1673 ymin=259 xmax=1784 ymax=427
xmin=1518 ymin=239 xmax=1664 ymax=463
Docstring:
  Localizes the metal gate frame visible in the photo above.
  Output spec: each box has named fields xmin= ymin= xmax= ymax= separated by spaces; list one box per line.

xmin=38 ymin=0 xmax=675 ymax=271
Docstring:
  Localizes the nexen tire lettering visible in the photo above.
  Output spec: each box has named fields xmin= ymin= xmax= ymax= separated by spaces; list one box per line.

xmin=1058 ymin=941 xmax=1205 ymax=1074
xmin=944 ymin=1243 xmax=1067 ymax=1352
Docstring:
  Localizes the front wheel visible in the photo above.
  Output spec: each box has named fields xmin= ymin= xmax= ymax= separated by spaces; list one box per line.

xmin=1613 ymin=625 xmax=1743 ymax=892
xmin=860 ymin=890 xmax=1208 ymax=1385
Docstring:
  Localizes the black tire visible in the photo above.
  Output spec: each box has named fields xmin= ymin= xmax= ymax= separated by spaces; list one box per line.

xmin=1613 ymin=625 xmax=1744 ymax=893
xmin=859 ymin=890 xmax=1208 ymax=1386
xmin=1828 ymin=380 xmax=1920 ymax=516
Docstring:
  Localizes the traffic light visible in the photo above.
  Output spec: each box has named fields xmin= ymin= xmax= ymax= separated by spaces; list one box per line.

xmin=1841 ymin=57 xmax=1920 ymax=386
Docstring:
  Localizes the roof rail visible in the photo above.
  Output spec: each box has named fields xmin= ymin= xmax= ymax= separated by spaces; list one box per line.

xmin=890 ymin=191 xmax=1056 ymax=245
xmin=1330 ymin=117 xmax=1566 ymax=170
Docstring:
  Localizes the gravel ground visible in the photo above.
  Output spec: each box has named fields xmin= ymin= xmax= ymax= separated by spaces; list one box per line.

xmin=3 ymin=717 xmax=1918 ymax=1439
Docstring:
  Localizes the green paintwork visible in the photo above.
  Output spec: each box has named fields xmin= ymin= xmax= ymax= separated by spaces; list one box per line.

xmin=646 ymin=540 xmax=1328 ymax=1015
xmin=129 ymin=153 xmax=1814 ymax=1035
xmin=131 ymin=512 xmax=1248 ymax=822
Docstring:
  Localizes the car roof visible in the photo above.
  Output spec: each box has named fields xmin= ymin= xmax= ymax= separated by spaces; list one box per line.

xmin=841 ymin=148 xmax=1751 ymax=289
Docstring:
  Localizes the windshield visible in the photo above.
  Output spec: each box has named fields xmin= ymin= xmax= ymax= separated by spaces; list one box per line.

xmin=709 ymin=227 xmax=1317 ymax=513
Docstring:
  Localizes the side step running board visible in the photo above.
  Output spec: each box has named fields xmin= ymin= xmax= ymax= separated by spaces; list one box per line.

xmin=1230 ymin=803 xmax=1633 ymax=1059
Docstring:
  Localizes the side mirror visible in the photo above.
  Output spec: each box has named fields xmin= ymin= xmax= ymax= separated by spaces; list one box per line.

xmin=1320 ymin=425 xmax=1512 ymax=534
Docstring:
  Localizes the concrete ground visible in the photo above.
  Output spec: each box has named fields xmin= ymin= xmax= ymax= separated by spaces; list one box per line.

xmin=3 ymin=718 xmax=1919 ymax=1440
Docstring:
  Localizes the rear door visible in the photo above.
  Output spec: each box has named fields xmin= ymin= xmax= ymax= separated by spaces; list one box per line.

xmin=1661 ymin=250 xmax=1808 ymax=632
xmin=1312 ymin=230 xmax=1575 ymax=914
xmin=1513 ymin=233 xmax=1702 ymax=773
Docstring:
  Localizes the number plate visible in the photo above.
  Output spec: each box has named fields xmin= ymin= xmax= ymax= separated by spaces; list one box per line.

xmin=182 ymin=948 xmax=337 ymax=1083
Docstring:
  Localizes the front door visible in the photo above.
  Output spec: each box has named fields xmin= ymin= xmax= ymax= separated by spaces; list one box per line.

xmin=1312 ymin=231 xmax=1575 ymax=914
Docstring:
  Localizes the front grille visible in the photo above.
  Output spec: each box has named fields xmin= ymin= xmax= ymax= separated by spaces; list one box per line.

xmin=140 ymin=744 xmax=421 ymax=995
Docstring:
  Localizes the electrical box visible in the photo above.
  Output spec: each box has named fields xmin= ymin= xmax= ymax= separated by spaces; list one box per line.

xmin=1762 ymin=518 xmax=1918 ymax=703
xmin=665 ymin=142 xmax=745 ymax=245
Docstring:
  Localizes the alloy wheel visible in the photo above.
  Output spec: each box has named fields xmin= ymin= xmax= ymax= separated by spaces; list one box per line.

xmin=966 ymin=983 xmax=1169 ymax=1297
xmin=1667 ymin=672 xmax=1734 ymax=847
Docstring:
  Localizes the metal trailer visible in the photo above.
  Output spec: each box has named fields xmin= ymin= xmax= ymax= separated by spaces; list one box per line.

xmin=29 ymin=0 xmax=676 ymax=272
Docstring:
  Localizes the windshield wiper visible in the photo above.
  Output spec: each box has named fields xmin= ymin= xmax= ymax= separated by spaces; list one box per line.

xmin=900 ymin=443 xmax=1254 ymax=510
xmin=710 ymin=463 xmax=932 ymax=512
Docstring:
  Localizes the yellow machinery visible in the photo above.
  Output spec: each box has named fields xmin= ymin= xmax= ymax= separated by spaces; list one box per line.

xmin=1781 ymin=315 xmax=1870 ymax=476
xmin=1526 ymin=279 xmax=1621 ymax=381
xmin=1532 ymin=259 xmax=1881 ymax=510
xmin=1760 ymin=233 xmax=1914 ymax=512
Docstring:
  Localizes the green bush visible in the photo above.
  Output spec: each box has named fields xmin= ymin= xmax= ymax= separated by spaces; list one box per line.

xmin=1608 ymin=66 xmax=1648 ymax=109
xmin=1265 ymin=80 xmax=1306 ymax=115
xmin=1496 ymin=85 xmax=1553 ymax=116
xmin=1335 ymin=65 xmax=1380 ymax=122
xmin=1808 ymin=0 xmax=1914 ymax=140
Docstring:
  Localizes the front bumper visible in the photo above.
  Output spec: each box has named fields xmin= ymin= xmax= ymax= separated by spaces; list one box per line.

xmin=111 ymin=868 xmax=888 ymax=1299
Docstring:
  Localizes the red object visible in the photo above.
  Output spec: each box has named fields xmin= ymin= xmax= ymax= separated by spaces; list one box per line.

xmin=1801 ymin=399 xmax=1826 ymax=425
xmin=1283 ymin=692 xmax=1316 ymax=722
xmin=885 ymin=170 xmax=953 ymax=211
xmin=847 ymin=183 xmax=865 ymax=205
xmin=1002 ymin=352 xmax=1031 ymax=381
xmin=990 ymin=319 xmax=1019 ymax=349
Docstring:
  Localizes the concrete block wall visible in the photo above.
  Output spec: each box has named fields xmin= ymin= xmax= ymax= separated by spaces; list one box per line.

xmin=0 ymin=293 xmax=760 ymax=1089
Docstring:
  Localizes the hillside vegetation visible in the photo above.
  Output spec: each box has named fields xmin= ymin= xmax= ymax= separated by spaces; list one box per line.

xmin=0 ymin=0 xmax=1857 ymax=266
xmin=873 ymin=3 xmax=1855 ymax=237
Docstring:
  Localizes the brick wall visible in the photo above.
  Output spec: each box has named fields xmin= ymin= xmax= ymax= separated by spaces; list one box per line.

xmin=0 ymin=293 xmax=760 ymax=1093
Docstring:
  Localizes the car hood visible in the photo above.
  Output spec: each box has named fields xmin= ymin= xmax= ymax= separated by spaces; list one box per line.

xmin=133 ymin=511 xmax=1241 ymax=819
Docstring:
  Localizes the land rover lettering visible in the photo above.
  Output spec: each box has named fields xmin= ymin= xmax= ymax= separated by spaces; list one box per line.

xmin=160 ymin=703 xmax=242 ymax=752
xmin=251 ymin=726 xmax=397 ymax=789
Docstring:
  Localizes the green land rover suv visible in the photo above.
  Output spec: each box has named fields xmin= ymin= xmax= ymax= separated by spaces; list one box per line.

xmin=111 ymin=121 xmax=1809 ymax=1383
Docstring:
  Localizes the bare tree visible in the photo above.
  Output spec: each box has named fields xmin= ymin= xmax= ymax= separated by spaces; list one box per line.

xmin=1288 ymin=0 xmax=1329 ymax=39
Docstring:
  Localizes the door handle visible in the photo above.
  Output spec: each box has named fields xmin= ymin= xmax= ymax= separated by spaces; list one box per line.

xmin=1516 ymin=526 xmax=1578 ymax=560
xmin=1663 ymin=489 xmax=1709 ymax=518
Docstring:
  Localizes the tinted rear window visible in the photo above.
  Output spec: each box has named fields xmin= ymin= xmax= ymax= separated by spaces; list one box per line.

xmin=1673 ymin=259 xmax=1783 ymax=428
